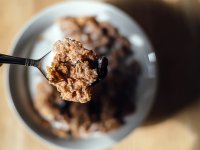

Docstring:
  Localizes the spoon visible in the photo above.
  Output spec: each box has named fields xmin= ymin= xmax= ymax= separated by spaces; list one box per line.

xmin=0 ymin=52 xmax=108 ymax=81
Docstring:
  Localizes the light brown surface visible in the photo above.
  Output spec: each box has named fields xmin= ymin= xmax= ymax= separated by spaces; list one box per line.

xmin=1 ymin=0 xmax=200 ymax=150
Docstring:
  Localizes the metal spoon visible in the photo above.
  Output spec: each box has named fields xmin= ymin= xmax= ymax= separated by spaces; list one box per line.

xmin=0 ymin=52 xmax=53 ymax=78
xmin=0 ymin=52 xmax=108 ymax=81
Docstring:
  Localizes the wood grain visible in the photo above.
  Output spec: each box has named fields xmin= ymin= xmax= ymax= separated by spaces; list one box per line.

xmin=0 ymin=0 xmax=200 ymax=150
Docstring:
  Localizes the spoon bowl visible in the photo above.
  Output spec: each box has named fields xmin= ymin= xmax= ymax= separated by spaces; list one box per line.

xmin=38 ymin=51 xmax=54 ymax=78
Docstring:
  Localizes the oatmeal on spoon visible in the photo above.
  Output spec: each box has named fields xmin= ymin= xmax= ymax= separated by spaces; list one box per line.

xmin=47 ymin=38 xmax=108 ymax=103
xmin=0 ymin=38 xmax=108 ymax=103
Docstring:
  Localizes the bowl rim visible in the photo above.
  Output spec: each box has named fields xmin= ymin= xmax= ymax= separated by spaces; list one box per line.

xmin=5 ymin=1 xmax=157 ymax=150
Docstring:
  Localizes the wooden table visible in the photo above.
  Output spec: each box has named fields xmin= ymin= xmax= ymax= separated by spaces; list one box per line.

xmin=1 ymin=0 xmax=200 ymax=150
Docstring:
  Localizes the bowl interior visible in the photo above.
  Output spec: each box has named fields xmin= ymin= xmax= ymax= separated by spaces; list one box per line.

xmin=7 ymin=1 xmax=157 ymax=150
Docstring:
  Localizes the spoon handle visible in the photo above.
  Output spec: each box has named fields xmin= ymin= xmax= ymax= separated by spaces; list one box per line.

xmin=0 ymin=53 xmax=38 ymax=66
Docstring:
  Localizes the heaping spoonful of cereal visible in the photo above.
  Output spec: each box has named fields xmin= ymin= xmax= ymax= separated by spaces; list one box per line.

xmin=0 ymin=38 xmax=108 ymax=103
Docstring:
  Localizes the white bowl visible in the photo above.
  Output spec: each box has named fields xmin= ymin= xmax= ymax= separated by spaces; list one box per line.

xmin=7 ymin=1 xmax=157 ymax=150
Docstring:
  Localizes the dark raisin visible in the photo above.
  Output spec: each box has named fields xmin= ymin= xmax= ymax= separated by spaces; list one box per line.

xmin=97 ymin=56 xmax=108 ymax=80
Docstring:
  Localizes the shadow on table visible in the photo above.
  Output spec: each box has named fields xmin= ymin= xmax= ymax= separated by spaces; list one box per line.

xmin=109 ymin=0 xmax=200 ymax=124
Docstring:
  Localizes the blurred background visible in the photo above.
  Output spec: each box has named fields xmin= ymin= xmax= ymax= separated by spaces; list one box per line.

xmin=1 ymin=0 xmax=200 ymax=150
